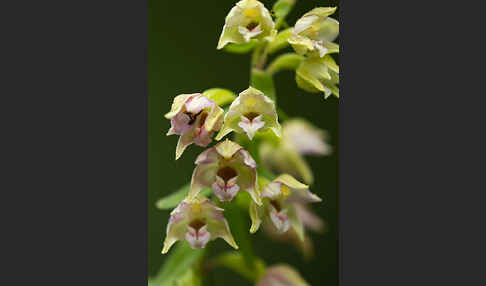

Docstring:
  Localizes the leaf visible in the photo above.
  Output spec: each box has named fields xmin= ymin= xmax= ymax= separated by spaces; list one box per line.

xmin=210 ymin=251 xmax=266 ymax=282
xmin=149 ymin=243 xmax=205 ymax=286
xmin=266 ymin=53 xmax=304 ymax=75
xmin=250 ymin=68 xmax=276 ymax=102
xmin=267 ymin=28 xmax=293 ymax=54
xmin=156 ymin=185 xmax=211 ymax=210
xmin=202 ymin=88 xmax=236 ymax=106
xmin=223 ymin=41 xmax=258 ymax=54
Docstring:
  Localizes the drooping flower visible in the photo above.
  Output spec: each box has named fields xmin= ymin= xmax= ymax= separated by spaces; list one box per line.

xmin=165 ymin=93 xmax=224 ymax=159
xmin=188 ymin=139 xmax=262 ymax=205
xmin=296 ymin=55 xmax=339 ymax=98
xmin=217 ymin=0 xmax=276 ymax=49
xmin=256 ymin=264 xmax=310 ymax=286
xmin=259 ymin=118 xmax=331 ymax=184
xmin=288 ymin=7 xmax=339 ymax=58
xmin=215 ymin=87 xmax=281 ymax=140
xmin=162 ymin=195 xmax=238 ymax=254
xmin=251 ymin=174 xmax=321 ymax=240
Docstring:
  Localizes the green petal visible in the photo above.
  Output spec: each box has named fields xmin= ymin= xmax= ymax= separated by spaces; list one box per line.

xmin=249 ymin=201 xmax=262 ymax=233
xmin=287 ymin=204 xmax=305 ymax=241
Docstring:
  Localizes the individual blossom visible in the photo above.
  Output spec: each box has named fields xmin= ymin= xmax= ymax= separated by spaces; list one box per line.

xmin=251 ymin=174 xmax=321 ymax=240
xmin=288 ymin=7 xmax=339 ymax=58
xmin=256 ymin=264 xmax=310 ymax=286
xmin=296 ymin=55 xmax=339 ymax=98
xmin=162 ymin=195 xmax=238 ymax=254
xmin=215 ymin=86 xmax=281 ymax=141
xmin=188 ymin=139 xmax=262 ymax=205
xmin=259 ymin=118 xmax=331 ymax=184
xmin=217 ymin=0 xmax=276 ymax=49
xmin=165 ymin=93 xmax=224 ymax=160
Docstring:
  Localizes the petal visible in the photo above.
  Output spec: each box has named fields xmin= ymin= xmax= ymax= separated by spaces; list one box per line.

xmin=162 ymin=201 xmax=190 ymax=254
xmin=203 ymin=104 xmax=224 ymax=132
xmin=185 ymin=94 xmax=214 ymax=114
xmin=261 ymin=182 xmax=282 ymax=200
xmin=215 ymin=139 xmax=243 ymax=159
xmin=294 ymin=15 xmax=319 ymax=34
xmin=256 ymin=264 xmax=310 ymax=286
xmin=212 ymin=175 xmax=240 ymax=202
xmin=269 ymin=205 xmax=290 ymax=233
xmin=238 ymin=115 xmax=265 ymax=140
xmin=204 ymin=204 xmax=238 ymax=249
xmin=249 ymin=200 xmax=262 ymax=233
xmin=188 ymin=161 xmax=219 ymax=200
xmin=164 ymin=94 xmax=193 ymax=119
xmin=167 ymin=112 xmax=192 ymax=136
xmin=175 ymin=129 xmax=195 ymax=160
xmin=238 ymin=24 xmax=263 ymax=42
xmin=195 ymin=147 xmax=220 ymax=165
xmin=185 ymin=224 xmax=211 ymax=249
xmin=287 ymin=204 xmax=304 ymax=241
xmin=239 ymin=149 xmax=257 ymax=168
xmin=282 ymin=118 xmax=332 ymax=156
xmin=193 ymin=127 xmax=212 ymax=147
xmin=274 ymin=174 xmax=308 ymax=190
xmin=295 ymin=203 xmax=325 ymax=233
xmin=317 ymin=17 xmax=339 ymax=43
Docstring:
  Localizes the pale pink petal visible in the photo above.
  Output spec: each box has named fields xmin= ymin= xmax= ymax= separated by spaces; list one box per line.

xmin=238 ymin=115 xmax=265 ymax=140
xmin=194 ymin=127 xmax=212 ymax=147
xmin=167 ymin=112 xmax=192 ymax=135
xmin=212 ymin=175 xmax=240 ymax=202
xmin=261 ymin=182 xmax=282 ymax=200
xmin=269 ymin=207 xmax=290 ymax=234
xmin=185 ymin=95 xmax=214 ymax=114
xmin=239 ymin=149 xmax=257 ymax=168
xmin=238 ymin=24 xmax=263 ymax=42
xmin=185 ymin=224 xmax=211 ymax=249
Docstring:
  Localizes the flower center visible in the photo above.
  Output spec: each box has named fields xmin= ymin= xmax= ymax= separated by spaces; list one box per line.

xmin=217 ymin=166 xmax=237 ymax=182
xmin=246 ymin=21 xmax=259 ymax=31
xmin=189 ymin=219 xmax=206 ymax=231
xmin=270 ymin=200 xmax=282 ymax=212
xmin=244 ymin=112 xmax=260 ymax=121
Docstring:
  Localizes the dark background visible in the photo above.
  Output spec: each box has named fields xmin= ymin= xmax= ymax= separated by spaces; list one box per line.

xmin=149 ymin=0 xmax=339 ymax=285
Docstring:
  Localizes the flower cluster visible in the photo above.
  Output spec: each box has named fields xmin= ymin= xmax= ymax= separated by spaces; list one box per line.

xmin=155 ymin=1 xmax=339 ymax=285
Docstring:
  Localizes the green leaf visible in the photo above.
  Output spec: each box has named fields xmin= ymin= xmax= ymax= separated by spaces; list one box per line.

xmin=156 ymin=185 xmax=211 ymax=210
xmin=202 ymin=88 xmax=236 ymax=106
xmin=267 ymin=28 xmax=293 ymax=54
xmin=266 ymin=53 xmax=304 ymax=75
xmin=223 ymin=41 xmax=258 ymax=54
xmin=210 ymin=251 xmax=266 ymax=282
xmin=273 ymin=0 xmax=296 ymax=29
xmin=149 ymin=243 xmax=205 ymax=286
xmin=250 ymin=68 xmax=276 ymax=102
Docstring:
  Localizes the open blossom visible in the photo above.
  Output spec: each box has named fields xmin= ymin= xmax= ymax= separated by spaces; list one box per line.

xmin=162 ymin=195 xmax=238 ymax=254
xmin=188 ymin=139 xmax=262 ymax=205
xmin=217 ymin=0 xmax=276 ymax=49
xmin=251 ymin=174 xmax=321 ymax=240
xmin=296 ymin=55 xmax=339 ymax=98
xmin=215 ymin=87 xmax=281 ymax=141
xmin=288 ymin=7 xmax=339 ymax=58
xmin=260 ymin=118 xmax=331 ymax=184
xmin=256 ymin=264 xmax=310 ymax=286
xmin=165 ymin=93 xmax=224 ymax=160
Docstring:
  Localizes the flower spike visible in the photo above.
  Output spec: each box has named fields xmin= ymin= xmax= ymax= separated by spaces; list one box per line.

xmin=216 ymin=86 xmax=281 ymax=140
xmin=162 ymin=195 xmax=238 ymax=254
xmin=189 ymin=139 xmax=262 ymax=205
xmin=165 ymin=93 xmax=224 ymax=159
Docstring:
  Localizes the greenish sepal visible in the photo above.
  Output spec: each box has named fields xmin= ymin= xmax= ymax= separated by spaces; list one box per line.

xmin=155 ymin=184 xmax=211 ymax=210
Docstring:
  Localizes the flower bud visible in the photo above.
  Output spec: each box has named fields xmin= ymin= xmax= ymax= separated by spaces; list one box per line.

xmin=256 ymin=264 xmax=310 ymax=286
xmin=296 ymin=55 xmax=339 ymax=98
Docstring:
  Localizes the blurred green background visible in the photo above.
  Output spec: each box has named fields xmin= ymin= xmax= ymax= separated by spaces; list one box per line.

xmin=149 ymin=0 xmax=339 ymax=285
